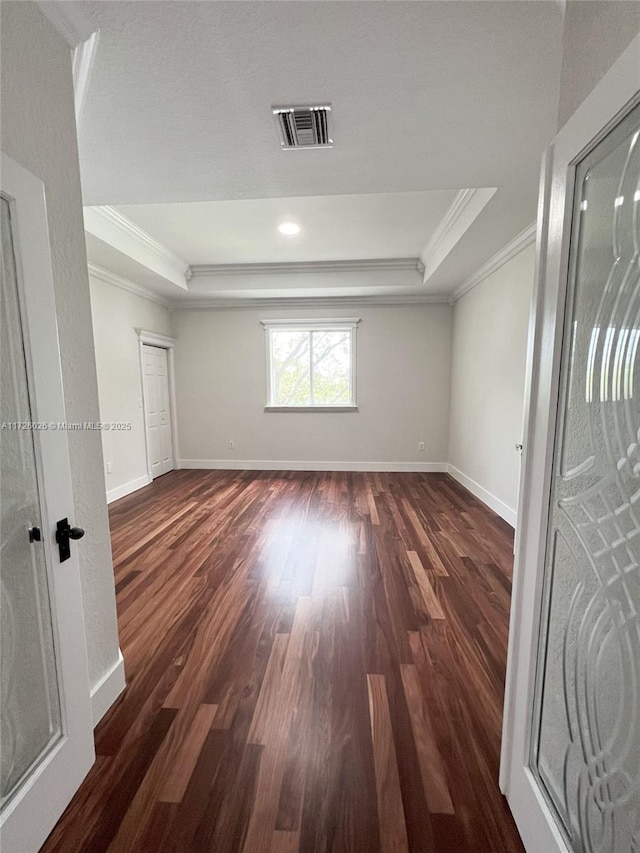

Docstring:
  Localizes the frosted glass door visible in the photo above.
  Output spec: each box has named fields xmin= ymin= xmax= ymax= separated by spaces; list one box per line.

xmin=531 ymin=104 xmax=640 ymax=851
xmin=0 ymin=197 xmax=62 ymax=807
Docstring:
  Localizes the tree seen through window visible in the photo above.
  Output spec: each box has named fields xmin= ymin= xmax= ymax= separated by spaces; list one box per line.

xmin=270 ymin=327 xmax=353 ymax=406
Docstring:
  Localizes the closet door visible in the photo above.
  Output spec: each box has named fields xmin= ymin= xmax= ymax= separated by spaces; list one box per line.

xmin=142 ymin=344 xmax=173 ymax=479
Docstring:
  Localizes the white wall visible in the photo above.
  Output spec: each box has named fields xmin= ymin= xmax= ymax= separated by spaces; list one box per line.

xmin=448 ymin=244 xmax=535 ymax=525
xmin=557 ymin=0 xmax=640 ymax=129
xmin=1 ymin=4 xmax=121 ymax=694
xmin=173 ymin=304 xmax=452 ymax=469
xmin=89 ymin=274 xmax=173 ymax=501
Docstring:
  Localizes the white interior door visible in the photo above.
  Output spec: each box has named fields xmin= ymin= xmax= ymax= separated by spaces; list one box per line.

xmin=501 ymin=38 xmax=640 ymax=853
xmin=142 ymin=344 xmax=173 ymax=479
xmin=0 ymin=155 xmax=95 ymax=852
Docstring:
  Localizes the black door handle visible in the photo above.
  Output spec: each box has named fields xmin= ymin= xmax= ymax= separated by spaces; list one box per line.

xmin=56 ymin=518 xmax=85 ymax=563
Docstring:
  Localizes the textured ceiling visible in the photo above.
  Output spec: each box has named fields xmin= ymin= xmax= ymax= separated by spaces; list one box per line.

xmin=73 ymin=0 xmax=565 ymax=295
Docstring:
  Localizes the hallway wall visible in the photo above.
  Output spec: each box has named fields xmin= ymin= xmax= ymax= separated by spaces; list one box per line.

xmin=89 ymin=271 xmax=173 ymax=502
xmin=448 ymin=244 xmax=535 ymax=525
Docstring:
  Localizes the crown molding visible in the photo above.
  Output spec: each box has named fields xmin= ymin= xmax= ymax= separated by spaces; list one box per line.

xmin=36 ymin=3 xmax=100 ymax=126
xmin=171 ymin=293 xmax=451 ymax=310
xmin=451 ymin=221 xmax=537 ymax=302
xmin=84 ymin=206 xmax=190 ymax=290
xmin=73 ymin=30 xmax=100 ymax=126
xmin=189 ymin=258 xmax=423 ymax=278
xmin=36 ymin=1 xmax=96 ymax=47
xmin=90 ymin=206 xmax=189 ymax=270
xmin=422 ymin=188 xmax=476 ymax=259
xmin=87 ymin=263 xmax=171 ymax=308
xmin=420 ymin=187 xmax=497 ymax=282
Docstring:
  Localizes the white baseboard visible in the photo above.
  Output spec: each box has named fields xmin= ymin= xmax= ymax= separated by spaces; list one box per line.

xmin=106 ymin=474 xmax=151 ymax=504
xmin=447 ymin=464 xmax=517 ymax=527
xmin=177 ymin=459 xmax=448 ymax=473
xmin=90 ymin=649 xmax=126 ymax=727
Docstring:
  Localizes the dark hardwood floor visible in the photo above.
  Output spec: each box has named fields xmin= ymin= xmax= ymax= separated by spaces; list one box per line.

xmin=42 ymin=470 xmax=524 ymax=852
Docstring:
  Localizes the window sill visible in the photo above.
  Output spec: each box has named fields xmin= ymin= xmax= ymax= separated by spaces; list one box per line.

xmin=264 ymin=405 xmax=359 ymax=413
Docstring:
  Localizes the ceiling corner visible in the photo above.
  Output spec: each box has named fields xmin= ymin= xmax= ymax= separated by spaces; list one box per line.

xmin=420 ymin=187 xmax=498 ymax=284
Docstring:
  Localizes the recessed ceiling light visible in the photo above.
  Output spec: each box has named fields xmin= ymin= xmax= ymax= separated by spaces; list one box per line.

xmin=278 ymin=222 xmax=301 ymax=236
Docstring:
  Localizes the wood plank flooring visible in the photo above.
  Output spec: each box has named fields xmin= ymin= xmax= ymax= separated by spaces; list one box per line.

xmin=41 ymin=470 xmax=524 ymax=852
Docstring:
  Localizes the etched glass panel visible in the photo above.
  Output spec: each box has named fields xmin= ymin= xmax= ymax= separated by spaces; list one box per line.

xmin=532 ymin=104 xmax=640 ymax=852
xmin=0 ymin=196 xmax=62 ymax=807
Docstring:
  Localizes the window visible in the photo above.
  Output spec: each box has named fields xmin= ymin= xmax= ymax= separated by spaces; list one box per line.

xmin=262 ymin=318 xmax=359 ymax=410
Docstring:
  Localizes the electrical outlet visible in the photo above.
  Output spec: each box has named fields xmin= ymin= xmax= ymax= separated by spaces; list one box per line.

xmin=229 ymin=440 xmax=235 ymax=449
xmin=418 ymin=442 xmax=425 ymax=451
xmin=106 ymin=461 xmax=113 ymax=474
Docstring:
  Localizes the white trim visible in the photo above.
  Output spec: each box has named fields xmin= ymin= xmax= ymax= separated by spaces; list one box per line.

xmin=264 ymin=406 xmax=358 ymax=413
xmin=35 ymin=2 xmax=100 ymax=127
xmin=189 ymin=258 xmax=423 ymax=277
xmin=260 ymin=317 xmax=361 ymax=329
xmin=262 ymin=319 xmax=359 ymax=409
xmin=35 ymin=1 xmax=95 ymax=47
xmin=177 ymin=459 xmax=449 ymax=473
xmin=0 ymin=154 xmax=95 ymax=852
xmin=423 ymin=189 xmax=476 ymax=258
xmin=84 ymin=206 xmax=189 ymax=291
xmin=447 ymin=465 xmax=516 ymax=527
xmin=92 ymin=207 xmax=187 ymax=270
xmin=167 ymin=345 xmax=180 ymax=477
xmin=90 ymin=650 xmax=126 ymax=727
xmin=88 ymin=263 xmax=171 ymax=308
xmin=452 ymin=222 xmax=537 ymax=302
xmin=420 ymin=187 xmax=497 ymax=282
xmin=175 ymin=294 xmax=451 ymax=309
xmin=106 ymin=474 xmax=151 ymax=504
xmin=500 ymin=32 xmax=640 ymax=853
xmin=501 ymin=143 xmax=555 ymax=797
xmin=135 ymin=328 xmax=175 ymax=349
xmin=73 ymin=31 xmax=100 ymax=126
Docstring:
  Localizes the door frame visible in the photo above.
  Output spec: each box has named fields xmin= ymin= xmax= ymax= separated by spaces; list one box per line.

xmin=500 ymin=34 xmax=640 ymax=853
xmin=1 ymin=154 xmax=95 ymax=851
xmin=136 ymin=329 xmax=178 ymax=481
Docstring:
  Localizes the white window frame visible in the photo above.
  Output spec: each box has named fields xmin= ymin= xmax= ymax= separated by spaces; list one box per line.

xmin=261 ymin=318 xmax=360 ymax=411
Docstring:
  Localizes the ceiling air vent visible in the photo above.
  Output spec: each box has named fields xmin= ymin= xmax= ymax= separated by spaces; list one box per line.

xmin=272 ymin=105 xmax=333 ymax=149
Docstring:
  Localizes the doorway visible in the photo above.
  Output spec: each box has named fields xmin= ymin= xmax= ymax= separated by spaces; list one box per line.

xmin=501 ymin=37 xmax=640 ymax=853
xmin=137 ymin=330 xmax=176 ymax=482
xmin=0 ymin=155 xmax=94 ymax=853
